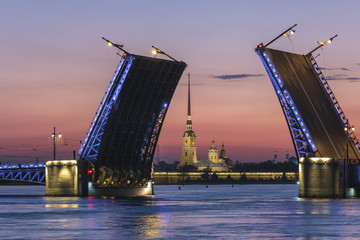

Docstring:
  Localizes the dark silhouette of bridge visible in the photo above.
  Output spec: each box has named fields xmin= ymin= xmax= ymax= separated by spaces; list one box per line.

xmin=256 ymin=25 xmax=360 ymax=198
xmin=256 ymin=39 xmax=360 ymax=160
xmin=1 ymin=42 xmax=186 ymax=191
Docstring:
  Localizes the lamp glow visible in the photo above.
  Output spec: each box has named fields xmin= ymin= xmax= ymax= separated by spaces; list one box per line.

xmin=107 ymin=42 xmax=112 ymax=47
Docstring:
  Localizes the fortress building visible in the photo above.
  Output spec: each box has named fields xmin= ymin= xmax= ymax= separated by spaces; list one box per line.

xmin=179 ymin=74 xmax=231 ymax=172
xmin=179 ymin=73 xmax=197 ymax=167
xmin=196 ymin=140 xmax=229 ymax=172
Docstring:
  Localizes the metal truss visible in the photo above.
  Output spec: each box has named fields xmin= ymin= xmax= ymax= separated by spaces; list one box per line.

xmin=0 ymin=163 xmax=45 ymax=184
xmin=140 ymin=104 xmax=168 ymax=168
xmin=309 ymin=55 xmax=360 ymax=155
xmin=256 ymin=47 xmax=318 ymax=158
xmin=78 ymin=58 xmax=124 ymax=156
xmin=79 ymin=56 xmax=134 ymax=162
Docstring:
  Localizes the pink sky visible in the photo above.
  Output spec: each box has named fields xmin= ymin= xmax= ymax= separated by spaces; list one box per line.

xmin=1 ymin=1 xmax=360 ymax=163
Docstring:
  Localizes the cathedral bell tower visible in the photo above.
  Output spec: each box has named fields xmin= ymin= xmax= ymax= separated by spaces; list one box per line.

xmin=179 ymin=73 xmax=197 ymax=166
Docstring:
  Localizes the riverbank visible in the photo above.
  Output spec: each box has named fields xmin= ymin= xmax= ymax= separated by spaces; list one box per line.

xmin=153 ymin=171 xmax=298 ymax=184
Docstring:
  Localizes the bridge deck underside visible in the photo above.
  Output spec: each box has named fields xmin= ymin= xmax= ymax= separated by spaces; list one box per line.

xmin=266 ymin=48 xmax=359 ymax=160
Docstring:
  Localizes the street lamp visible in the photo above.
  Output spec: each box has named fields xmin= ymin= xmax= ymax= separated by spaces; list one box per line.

xmin=345 ymin=124 xmax=355 ymax=164
xmin=263 ymin=24 xmax=297 ymax=48
xmin=52 ymin=127 xmax=62 ymax=160
xmin=344 ymin=123 xmax=355 ymax=197
xmin=102 ymin=37 xmax=129 ymax=56
xmin=151 ymin=45 xmax=178 ymax=62
xmin=307 ymin=35 xmax=338 ymax=56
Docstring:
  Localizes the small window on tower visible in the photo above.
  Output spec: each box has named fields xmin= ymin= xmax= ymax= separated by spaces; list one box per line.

xmin=185 ymin=152 xmax=187 ymax=156
xmin=185 ymin=140 xmax=188 ymax=144
xmin=192 ymin=152 xmax=194 ymax=156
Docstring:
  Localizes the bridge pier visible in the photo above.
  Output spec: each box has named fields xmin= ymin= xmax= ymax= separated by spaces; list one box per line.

xmin=299 ymin=157 xmax=360 ymax=198
xmin=45 ymin=160 xmax=88 ymax=196
xmin=87 ymin=181 xmax=154 ymax=197
xmin=45 ymin=160 xmax=154 ymax=197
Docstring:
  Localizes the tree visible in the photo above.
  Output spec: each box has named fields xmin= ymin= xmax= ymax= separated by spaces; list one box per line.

xmin=201 ymin=166 xmax=212 ymax=181
xmin=178 ymin=165 xmax=189 ymax=183
xmin=211 ymin=172 xmax=218 ymax=181
xmin=226 ymin=174 xmax=233 ymax=182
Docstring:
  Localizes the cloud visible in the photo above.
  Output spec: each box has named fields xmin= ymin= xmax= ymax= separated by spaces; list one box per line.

xmin=326 ymin=74 xmax=360 ymax=82
xmin=320 ymin=67 xmax=349 ymax=71
xmin=347 ymin=77 xmax=360 ymax=82
xmin=210 ymin=74 xmax=265 ymax=81
xmin=178 ymin=83 xmax=204 ymax=86
xmin=326 ymin=74 xmax=348 ymax=80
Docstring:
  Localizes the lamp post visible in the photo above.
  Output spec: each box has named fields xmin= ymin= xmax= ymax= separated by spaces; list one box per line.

xmin=52 ymin=127 xmax=62 ymax=160
xmin=344 ymin=123 xmax=355 ymax=197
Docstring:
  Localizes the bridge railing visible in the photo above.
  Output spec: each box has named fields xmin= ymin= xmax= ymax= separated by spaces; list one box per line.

xmin=309 ymin=55 xmax=360 ymax=155
xmin=0 ymin=163 xmax=45 ymax=184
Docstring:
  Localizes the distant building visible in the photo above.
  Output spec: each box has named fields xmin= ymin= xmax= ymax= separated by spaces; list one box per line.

xmin=273 ymin=151 xmax=278 ymax=164
xmin=208 ymin=140 xmax=218 ymax=163
xmin=178 ymin=74 xmax=231 ymax=171
xmin=285 ymin=151 xmax=289 ymax=162
xmin=197 ymin=140 xmax=229 ymax=172
xmin=179 ymin=73 xmax=197 ymax=167
xmin=219 ymin=143 xmax=233 ymax=167
xmin=288 ymin=156 xmax=298 ymax=165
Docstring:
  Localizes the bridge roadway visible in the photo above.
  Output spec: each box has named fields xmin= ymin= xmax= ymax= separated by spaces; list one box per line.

xmin=266 ymin=48 xmax=359 ymax=160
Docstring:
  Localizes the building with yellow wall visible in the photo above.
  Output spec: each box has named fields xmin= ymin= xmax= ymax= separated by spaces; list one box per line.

xmin=179 ymin=73 xmax=197 ymax=167
xmin=179 ymin=74 xmax=230 ymax=171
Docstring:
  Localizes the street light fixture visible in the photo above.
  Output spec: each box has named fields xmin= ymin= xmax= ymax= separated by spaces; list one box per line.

xmin=283 ymin=29 xmax=296 ymax=38
xmin=307 ymin=35 xmax=338 ymax=56
xmin=263 ymin=24 xmax=297 ymax=48
xmin=52 ymin=127 xmax=62 ymax=160
xmin=102 ymin=37 xmax=129 ymax=56
xmin=151 ymin=45 xmax=178 ymax=62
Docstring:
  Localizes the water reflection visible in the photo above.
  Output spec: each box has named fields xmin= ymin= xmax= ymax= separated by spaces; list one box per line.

xmin=43 ymin=197 xmax=80 ymax=208
xmin=45 ymin=204 xmax=79 ymax=208
xmin=135 ymin=214 xmax=168 ymax=238
xmin=3 ymin=185 xmax=360 ymax=239
xmin=296 ymin=199 xmax=331 ymax=215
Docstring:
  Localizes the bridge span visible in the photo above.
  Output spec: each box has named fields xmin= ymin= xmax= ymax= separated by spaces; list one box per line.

xmin=0 ymin=163 xmax=45 ymax=184
xmin=256 ymin=25 xmax=360 ymax=198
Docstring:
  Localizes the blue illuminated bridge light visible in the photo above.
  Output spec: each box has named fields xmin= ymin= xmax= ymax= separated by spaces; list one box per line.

xmin=257 ymin=47 xmax=318 ymax=156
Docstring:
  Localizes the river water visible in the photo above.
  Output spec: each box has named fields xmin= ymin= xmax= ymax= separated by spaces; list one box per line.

xmin=0 ymin=184 xmax=360 ymax=239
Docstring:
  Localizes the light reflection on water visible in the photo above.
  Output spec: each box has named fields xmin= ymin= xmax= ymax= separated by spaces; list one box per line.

xmin=0 ymin=184 xmax=360 ymax=239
